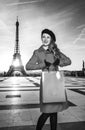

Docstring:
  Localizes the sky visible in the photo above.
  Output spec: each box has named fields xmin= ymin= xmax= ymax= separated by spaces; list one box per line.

xmin=0 ymin=0 xmax=85 ymax=72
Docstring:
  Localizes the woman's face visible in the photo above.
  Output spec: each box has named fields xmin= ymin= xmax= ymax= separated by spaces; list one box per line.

xmin=41 ymin=33 xmax=51 ymax=46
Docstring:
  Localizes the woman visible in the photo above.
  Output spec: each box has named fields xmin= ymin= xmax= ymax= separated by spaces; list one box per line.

xmin=26 ymin=29 xmax=71 ymax=130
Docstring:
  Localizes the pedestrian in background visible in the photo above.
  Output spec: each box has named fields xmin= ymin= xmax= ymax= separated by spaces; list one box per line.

xmin=26 ymin=29 xmax=71 ymax=130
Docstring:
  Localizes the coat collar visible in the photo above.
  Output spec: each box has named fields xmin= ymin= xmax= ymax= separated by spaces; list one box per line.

xmin=38 ymin=45 xmax=46 ymax=52
xmin=38 ymin=45 xmax=52 ymax=55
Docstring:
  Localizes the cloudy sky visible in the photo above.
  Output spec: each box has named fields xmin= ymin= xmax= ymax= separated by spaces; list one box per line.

xmin=0 ymin=0 xmax=85 ymax=71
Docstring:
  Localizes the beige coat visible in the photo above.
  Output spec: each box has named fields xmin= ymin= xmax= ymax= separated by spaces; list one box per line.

xmin=26 ymin=45 xmax=71 ymax=113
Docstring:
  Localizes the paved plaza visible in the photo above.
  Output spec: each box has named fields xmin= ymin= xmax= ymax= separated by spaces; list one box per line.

xmin=0 ymin=76 xmax=85 ymax=130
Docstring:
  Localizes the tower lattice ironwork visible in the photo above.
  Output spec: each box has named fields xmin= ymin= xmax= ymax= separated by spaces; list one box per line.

xmin=7 ymin=18 xmax=26 ymax=76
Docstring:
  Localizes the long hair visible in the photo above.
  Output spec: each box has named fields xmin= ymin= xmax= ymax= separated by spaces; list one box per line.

xmin=48 ymin=41 xmax=60 ymax=59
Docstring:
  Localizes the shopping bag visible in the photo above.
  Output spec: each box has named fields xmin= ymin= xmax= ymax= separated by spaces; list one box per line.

xmin=41 ymin=71 xmax=66 ymax=103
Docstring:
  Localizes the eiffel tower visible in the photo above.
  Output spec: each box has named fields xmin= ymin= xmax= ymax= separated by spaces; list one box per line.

xmin=7 ymin=18 xmax=26 ymax=76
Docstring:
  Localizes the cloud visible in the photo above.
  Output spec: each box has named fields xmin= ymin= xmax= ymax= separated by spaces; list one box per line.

xmin=6 ymin=0 xmax=44 ymax=6
xmin=0 ymin=20 xmax=7 ymax=30
xmin=73 ymin=28 xmax=85 ymax=45
xmin=76 ymin=24 xmax=85 ymax=29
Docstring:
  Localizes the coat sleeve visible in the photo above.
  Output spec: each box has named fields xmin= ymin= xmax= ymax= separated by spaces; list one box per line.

xmin=59 ymin=51 xmax=71 ymax=67
xmin=26 ymin=50 xmax=45 ymax=70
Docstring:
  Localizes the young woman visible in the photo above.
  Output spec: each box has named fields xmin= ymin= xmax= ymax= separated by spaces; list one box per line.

xmin=26 ymin=29 xmax=71 ymax=130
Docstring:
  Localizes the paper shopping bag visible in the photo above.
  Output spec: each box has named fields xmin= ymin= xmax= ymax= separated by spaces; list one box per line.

xmin=41 ymin=71 xmax=66 ymax=103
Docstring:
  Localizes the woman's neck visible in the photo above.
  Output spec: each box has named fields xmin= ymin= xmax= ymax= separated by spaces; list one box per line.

xmin=43 ymin=45 xmax=48 ymax=50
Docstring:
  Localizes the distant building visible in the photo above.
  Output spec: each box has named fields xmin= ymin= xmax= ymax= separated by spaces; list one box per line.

xmin=82 ymin=60 xmax=85 ymax=76
xmin=63 ymin=60 xmax=85 ymax=77
xmin=7 ymin=18 xmax=26 ymax=76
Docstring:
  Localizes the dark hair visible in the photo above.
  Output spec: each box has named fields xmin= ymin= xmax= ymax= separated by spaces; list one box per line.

xmin=49 ymin=42 xmax=60 ymax=56
xmin=41 ymin=29 xmax=56 ymax=42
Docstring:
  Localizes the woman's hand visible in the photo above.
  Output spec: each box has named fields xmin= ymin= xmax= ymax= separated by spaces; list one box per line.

xmin=44 ymin=60 xmax=51 ymax=67
xmin=53 ymin=58 xmax=60 ymax=66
